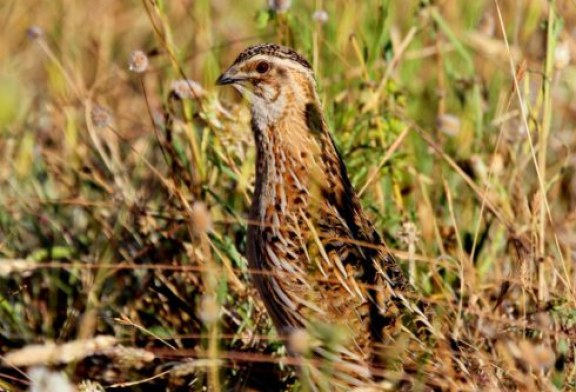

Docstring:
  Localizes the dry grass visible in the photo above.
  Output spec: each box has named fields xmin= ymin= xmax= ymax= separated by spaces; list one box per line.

xmin=1 ymin=0 xmax=576 ymax=390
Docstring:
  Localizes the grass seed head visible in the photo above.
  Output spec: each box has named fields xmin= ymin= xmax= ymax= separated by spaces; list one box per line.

xmin=78 ymin=380 xmax=105 ymax=392
xmin=170 ymin=79 xmax=205 ymax=100
xmin=199 ymin=295 xmax=220 ymax=324
xmin=103 ymin=346 xmax=155 ymax=368
xmin=288 ymin=328 xmax=312 ymax=354
xmin=26 ymin=26 xmax=45 ymax=40
xmin=436 ymin=114 xmax=461 ymax=137
xmin=478 ymin=13 xmax=495 ymax=37
xmin=398 ymin=221 xmax=420 ymax=246
xmin=312 ymin=10 xmax=329 ymax=24
xmin=555 ymin=41 xmax=571 ymax=69
xmin=28 ymin=367 xmax=75 ymax=392
xmin=190 ymin=202 xmax=212 ymax=236
xmin=90 ymin=105 xmax=113 ymax=129
xmin=128 ymin=50 xmax=149 ymax=73
xmin=268 ymin=0 xmax=291 ymax=13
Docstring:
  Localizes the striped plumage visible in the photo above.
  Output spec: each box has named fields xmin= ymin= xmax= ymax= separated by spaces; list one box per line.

xmin=217 ymin=44 xmax=411 ymax=388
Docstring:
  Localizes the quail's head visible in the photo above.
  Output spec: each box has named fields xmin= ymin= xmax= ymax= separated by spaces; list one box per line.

xmin=216 ymin=44 xmax=316 ymax=116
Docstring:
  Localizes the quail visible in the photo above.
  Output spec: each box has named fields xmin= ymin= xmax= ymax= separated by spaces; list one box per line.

xmin=217 ymin=44 xmax=411 ymax=389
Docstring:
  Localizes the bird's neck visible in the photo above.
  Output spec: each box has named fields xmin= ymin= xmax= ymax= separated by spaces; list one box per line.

xmin=250 ymin=98 xmax=340 ymax=227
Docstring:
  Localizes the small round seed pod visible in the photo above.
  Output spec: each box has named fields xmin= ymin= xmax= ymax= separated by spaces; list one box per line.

xmin=128 ymin=50 xmax=149 ymax=73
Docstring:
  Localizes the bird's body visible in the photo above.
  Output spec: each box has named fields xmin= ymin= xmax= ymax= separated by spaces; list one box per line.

xmin=217 ymin=44 xmax=410 ymax=387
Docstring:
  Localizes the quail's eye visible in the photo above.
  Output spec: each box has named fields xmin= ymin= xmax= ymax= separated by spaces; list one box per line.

xmin=256 ymin=61 xmax=270 ymax=74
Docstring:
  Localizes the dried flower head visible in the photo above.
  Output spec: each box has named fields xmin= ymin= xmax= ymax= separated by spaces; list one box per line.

xmin=128 ymin=50 xmax=149 ymax=73
xmin=478 ymin=12 xmax=495 ymax=37
xmin=198 ymin=295 xmax=220 ymax=324
xmin=436 ymin=113 xmax=461 ymax=137
xmin=103 ymin=345 xmax=155 ymax=369
xmin=288 ymin=328 xmax=311 ymax=354
xmin=26 ymin=26 xmax=45 ymax=41
xmin=190 ymin=202 xmax=212 ymax=236
xmin=268 ymin=0 xmax=292 ymax=13
xmin=28 ymin=367 xmax=75 ymax=392
xmin=90 ymin=105 xmax=113 ymax=128
xmin=312 ymin=10 xmax=329 ymax=24
xmin=78 ymin=380 xmax=105 ymax=392
xmin=170 ymin=79 xmax=205 ymax=100
xmin=502 ymin=117 xmax=528 ymax=143
xmin=555 ymin=41 xmax=571 ymax=70
xmin=398 ymin=221 xmax=420 ymax=246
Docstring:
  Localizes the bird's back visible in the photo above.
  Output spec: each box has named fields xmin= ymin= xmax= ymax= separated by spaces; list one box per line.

xmin=247 ymin=100 xmax=410 ymax=379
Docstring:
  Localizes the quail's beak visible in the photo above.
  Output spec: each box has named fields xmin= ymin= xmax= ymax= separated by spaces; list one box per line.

xmin=216 ymin=66 xmax=242 ymax=86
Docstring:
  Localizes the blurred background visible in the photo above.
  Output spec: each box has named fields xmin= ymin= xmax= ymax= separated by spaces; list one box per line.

xmin=1 ymin=0 xmax=576 ymax=390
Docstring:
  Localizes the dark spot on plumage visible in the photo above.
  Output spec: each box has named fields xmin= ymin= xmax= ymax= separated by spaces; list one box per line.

xmin=286 ymin=252 xmax=297 ymax=260
xmin=287 ymin=231 xmax=298 ymax=242
xmin=382 ymin=255 xmax=408 ymax=290
xmin=251 ymin=117 xmax=265 ymax=141
xmin=293 ymin=195 xmax=304 ymax=205
xmin=305 ymin=103 xmax=325 ymax=135
xmin=323 ymin=242 xmax=338 ymax=255
xmin=231 ymin=43 xmax=312 ymax=71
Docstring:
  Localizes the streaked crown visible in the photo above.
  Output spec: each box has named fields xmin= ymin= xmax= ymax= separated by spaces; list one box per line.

xmin=216 ymin=43 xmax=314 ymax=86
xmin=231 ymin=43 xmax=312 ymax=70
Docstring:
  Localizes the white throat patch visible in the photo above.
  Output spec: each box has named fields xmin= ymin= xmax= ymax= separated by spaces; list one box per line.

xmin=251 ymin=92 xmax=286 ymax=130
xmin=233 ymin=83 xmax=287 ymax=130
